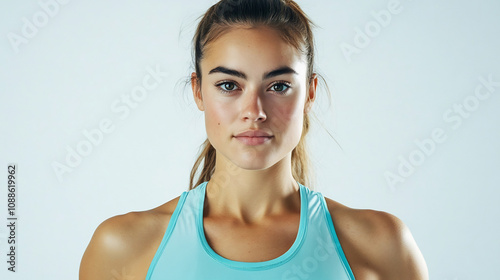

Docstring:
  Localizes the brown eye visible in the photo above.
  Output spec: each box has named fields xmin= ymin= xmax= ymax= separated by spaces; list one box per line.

xmin=216 ymin=81 xmax=240 ymax=94
xmin=221 ymin=83 xmax=236 ymax=91
xmin=270 ymin=82 xmax=291 ymax=94
xmin=272 ymin=84 xmax=286 ymax=92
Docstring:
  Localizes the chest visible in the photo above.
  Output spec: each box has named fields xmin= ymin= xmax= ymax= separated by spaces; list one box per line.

xmin=202 ymin=215 xmax=300 ymax=262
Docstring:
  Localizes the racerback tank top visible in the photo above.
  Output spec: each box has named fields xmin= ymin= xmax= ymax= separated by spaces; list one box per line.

xmin=146 ymin=181 xmax=355 ymax=279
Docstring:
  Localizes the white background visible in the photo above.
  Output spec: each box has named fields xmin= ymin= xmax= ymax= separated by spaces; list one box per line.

xmin=1 ymin=0 xmax=499 ymax=279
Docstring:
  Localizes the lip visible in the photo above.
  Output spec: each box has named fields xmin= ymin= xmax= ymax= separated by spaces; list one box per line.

xmin=234 ymin=136 xmax=273 ymax=146
xmin=234 ymin=130 xmax=273 ymax=137
xmin=233 ymin=130 xmax=273 ymax=146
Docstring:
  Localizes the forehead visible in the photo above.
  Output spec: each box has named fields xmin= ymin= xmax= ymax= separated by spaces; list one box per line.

xmin=202 ymin=26 xmax=306 ymax=76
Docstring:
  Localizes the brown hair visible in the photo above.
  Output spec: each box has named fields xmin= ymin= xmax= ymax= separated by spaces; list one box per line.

xmin=188 ymin=0 xmax=334 ymax=190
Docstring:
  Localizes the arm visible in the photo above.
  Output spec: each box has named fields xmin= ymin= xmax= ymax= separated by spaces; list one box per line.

xmin=79 ymin=213 xmax=148 ymax=280
xmin=371 ymin=211 xmax=429 ymax=280
xmin=325 ymin=198 xmax=428 ymax=279
xmin=79 ymin=198 xmax=179 ymax=280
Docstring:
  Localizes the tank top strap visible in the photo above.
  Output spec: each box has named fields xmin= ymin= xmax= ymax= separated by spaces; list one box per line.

xmin=302 ymin=186 xmax=355 ymax=279
xmin=145 ymin=184 xmax=203 ymax=278
xmin=146 ymin=181 xmax=355 ymax=280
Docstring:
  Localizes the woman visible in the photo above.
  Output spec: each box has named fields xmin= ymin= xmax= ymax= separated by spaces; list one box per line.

xmin=80 ymin=0 xmax=428 ymax=279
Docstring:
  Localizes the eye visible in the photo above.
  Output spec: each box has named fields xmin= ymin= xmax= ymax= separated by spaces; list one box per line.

xmin=269 ymin=82 xmax=291 ymax=95
xmin=216 ymin=81 xmax=240 ymax=94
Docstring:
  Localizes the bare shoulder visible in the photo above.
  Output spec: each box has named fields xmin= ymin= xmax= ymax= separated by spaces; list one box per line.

xmin=323 ymin=197 xmax=429 ymax=280
xmin=79 ymin=195 xmax=182 ymax=280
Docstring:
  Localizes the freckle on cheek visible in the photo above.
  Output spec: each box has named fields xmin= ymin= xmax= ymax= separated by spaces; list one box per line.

xmin=218 ymin=123 xmax=220 ymax=125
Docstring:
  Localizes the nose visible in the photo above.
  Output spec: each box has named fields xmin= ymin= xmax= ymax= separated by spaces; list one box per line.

xmin=241 ymin=90 xmax=267 ymax=122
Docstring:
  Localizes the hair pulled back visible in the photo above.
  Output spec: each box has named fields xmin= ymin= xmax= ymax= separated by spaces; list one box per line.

xmin=188 ymin=0 xmax=322 ymax=190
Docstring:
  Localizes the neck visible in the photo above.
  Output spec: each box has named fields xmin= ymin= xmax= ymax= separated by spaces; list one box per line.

xmin=205 ymin=153 xmax=300 ymax=224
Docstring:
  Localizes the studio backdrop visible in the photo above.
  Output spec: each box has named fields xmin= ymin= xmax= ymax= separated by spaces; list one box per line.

xmin=1 ymin=0 xmax=499 ymax=279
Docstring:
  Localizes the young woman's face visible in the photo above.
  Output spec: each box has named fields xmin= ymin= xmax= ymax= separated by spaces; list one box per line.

xmin=193 ymin=26 xmax=316 ymax=170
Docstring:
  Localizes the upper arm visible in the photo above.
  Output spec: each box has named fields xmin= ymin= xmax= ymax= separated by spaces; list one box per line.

xmin=324 ymin=198 xmax=428 ymax=279
xmin=369 ymin=211 xmax=429 ymax=280
xmin=79 ymin=197 xmax=180 ymax=280
xmin=79 ymin=214 xmax=139 ymax=280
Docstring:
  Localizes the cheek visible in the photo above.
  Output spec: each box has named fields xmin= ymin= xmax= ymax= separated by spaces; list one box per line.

xmin=270 ymin=103 xmax=304 ymax=136
xmin=204 ymin=99 xmax=234 ymax=136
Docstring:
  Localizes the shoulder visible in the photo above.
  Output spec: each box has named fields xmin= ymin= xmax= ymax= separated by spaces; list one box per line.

xmin=79 ymin=195 xmax=182 ymax=279
xmin=323 ymin=197 xmax=429 ymax=279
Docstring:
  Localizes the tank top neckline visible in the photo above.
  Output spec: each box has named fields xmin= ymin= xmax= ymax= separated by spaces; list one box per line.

xmin=195 ymin=181 xmax=308 ymax=270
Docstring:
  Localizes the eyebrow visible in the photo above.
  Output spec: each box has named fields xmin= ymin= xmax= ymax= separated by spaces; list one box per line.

xmin=208 ymin=66 xmax=298 ymax=80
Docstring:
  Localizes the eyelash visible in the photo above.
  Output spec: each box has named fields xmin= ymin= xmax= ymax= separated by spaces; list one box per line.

xmin=215 ymin=80 xmax=292 ymax=95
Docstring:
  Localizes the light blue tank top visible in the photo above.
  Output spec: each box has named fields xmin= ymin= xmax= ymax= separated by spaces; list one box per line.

xmin=146 ymin=181 xmax=355 ymax=279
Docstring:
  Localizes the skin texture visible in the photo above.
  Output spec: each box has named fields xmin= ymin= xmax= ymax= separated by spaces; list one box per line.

xmin=79 ymin=26 xmax=429 ymax=280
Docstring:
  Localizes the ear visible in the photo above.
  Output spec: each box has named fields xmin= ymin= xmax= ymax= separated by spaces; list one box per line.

xmin=191 ymin=72 xmax=204 ymax=111
xmin=304 ymin=74 xmax=318 ymax=114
